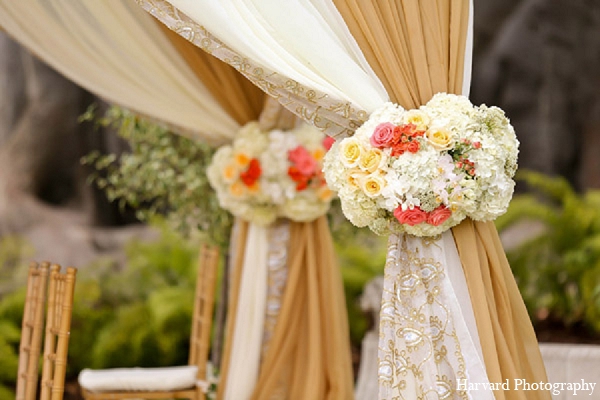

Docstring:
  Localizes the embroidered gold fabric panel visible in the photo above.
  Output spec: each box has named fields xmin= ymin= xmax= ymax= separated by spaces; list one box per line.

xmin=262 ymin=220 xmax=290 ymax=359
xmin=136 ymin=0 xmax=368 ymax=139
xmin=379 ymin=233 xmax=470 ymax=400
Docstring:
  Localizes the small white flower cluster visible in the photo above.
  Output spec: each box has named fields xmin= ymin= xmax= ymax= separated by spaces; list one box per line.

xmin=323 ymin=93 xmax=519 ymax=237
xmin=207 ymin=122 xmax=334 ymax=226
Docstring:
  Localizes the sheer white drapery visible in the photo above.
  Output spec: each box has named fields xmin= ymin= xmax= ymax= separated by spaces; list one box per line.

xmin=164 ymin=0 xmax=388 ymax=113
xmin=0 ymin=0 xmax=237 ymax=144
xmin=224 ymin=223 xmax=270 ymax=400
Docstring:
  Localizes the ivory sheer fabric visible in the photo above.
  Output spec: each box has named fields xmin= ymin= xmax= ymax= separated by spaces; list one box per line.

xmin=139 ymin=1 xmax=550 ymax=399
xmin=222 ymin=223 xmax=270 ymax=400
xmin=0 ymin=0 xmax=237 ymax=144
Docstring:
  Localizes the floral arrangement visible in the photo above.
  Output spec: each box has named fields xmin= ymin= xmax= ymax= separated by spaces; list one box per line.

xmin=323 ymin=93 xmax=519 ymax=237
xmin=207 ymin=122 xmax=335 ymax=226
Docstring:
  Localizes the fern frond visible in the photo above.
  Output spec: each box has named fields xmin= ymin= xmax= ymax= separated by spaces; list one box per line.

xmin=516 ymin=170 xmax=575 ymax=203
xmin=495 ymin=195 xmax=556 ymax=232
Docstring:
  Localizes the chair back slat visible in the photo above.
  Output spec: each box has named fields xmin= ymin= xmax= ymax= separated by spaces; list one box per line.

xmin=16 ymin=262 xmax=49 ymax=400
xmin=40 ymin=266 xmax=77 ymax=400
xmin=189 ymin=244 xmax=220 ymax=383
xmin=39 ymin=264 xmax=60 ymax=400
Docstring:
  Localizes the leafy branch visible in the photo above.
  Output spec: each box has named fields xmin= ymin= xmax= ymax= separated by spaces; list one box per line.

xmin=81 ymin=106 xmax=233 ymax=248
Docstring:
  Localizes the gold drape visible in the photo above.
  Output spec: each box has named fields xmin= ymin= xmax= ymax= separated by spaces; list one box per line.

xmin=217 ymin=217 xmax=354 ymax=400
xmin=452 ymin=221 xmax=549 ymax=399
xmin=332 ymin=0 xmax=468 ymax=110
xmin=334 ymin=1 xmax=550 ymax=398
xmin=251 ymin=216 xmax=354 ymax=400
xmin=156 ymin=21 xmax=265 ymax=125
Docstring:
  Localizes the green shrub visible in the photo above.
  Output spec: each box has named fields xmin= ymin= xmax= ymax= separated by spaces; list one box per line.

xmin=81 ymin=106 xmax=232 ymax=248
xmin=75 ymin=222 xmax=201 ymax=370
xmin=0 ymin=224 xmax=204 ymax=395
xmin=496 ymin=170 xmax=600 ymax=334
xmin=0 ymin=235 xmax=34 ymax=397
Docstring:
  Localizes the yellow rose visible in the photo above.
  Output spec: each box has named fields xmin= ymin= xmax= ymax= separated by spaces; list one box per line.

xmin=312 ymin=148 xmax=325 ymax=161
xmin=403 ymin=110 xmax=430 ymax=131
xmin=247 ymin=181 xmax=260 ymax=194
xmin=229 ymin=181 xmax=246 ymax=197
xmin=347 ymin=169 xmax=367 ymax=188
xmin=234 ymin=152 xmax=251 ymax=167
xmin=340 ymin=138 xmax=363 ymax=167
xmin=222 ymin=163 xmax=239 ymax=183
xmin=361 ymin=174 xmax=386 ymax=198
xmin=317 ymin=186 xmax=334 ymax=202
xmin=359 ymin=148 xmax=384 ymax=173
xmin=426 ymin=127 xmax=454 ymax=151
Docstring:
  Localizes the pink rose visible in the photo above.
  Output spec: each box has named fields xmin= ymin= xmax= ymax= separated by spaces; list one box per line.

xmin=427 ymin=206 xmax=452 ymax=226
xmin=394 ymin=206 xmax=427 ymax=226
xmin=370 ymin=122 xmax=398 ymax=148
xmin=288 ymin=145 xmax=317 ymax=175
xmin=323 ymin=136 xmax=335 ymax=151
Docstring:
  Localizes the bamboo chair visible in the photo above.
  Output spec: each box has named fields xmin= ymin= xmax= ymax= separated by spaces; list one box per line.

xmin=40 ymin=265 xmax=78 ymax=400
xmin=16 ymin=262 xmax=78 ymax=400
xmin=79 ymin=244 xmax=221 ymax=400
xmin=16 ymin=262 xmax=50 ymax=400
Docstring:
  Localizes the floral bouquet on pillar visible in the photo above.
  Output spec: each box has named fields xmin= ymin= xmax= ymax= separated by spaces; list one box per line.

xmin=323 ymin=93 xmax=519 ymax=237
xmin=207 ymin=122 xmax=335 ymax=226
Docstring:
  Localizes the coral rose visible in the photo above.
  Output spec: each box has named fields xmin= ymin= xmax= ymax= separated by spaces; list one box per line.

xmin=394 ymin=206 xmax=427 ymax=226
xmin=322 ymin=136 xmax=335 ymax=151
xmin=296 ymin=157 xmax=317 ymax=176
xmin=289 ymin=146 xmax=318 ymax=176
xmin=406 ymin=140 xmax=420 ymax=154
xmin=240 ymin=158 xmax=261 ymax=186
xmin=427 ymin=206 xmax=452 ymax=226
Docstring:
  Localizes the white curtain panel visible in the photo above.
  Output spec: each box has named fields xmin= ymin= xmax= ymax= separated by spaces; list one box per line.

xmin=161 ymin=0 xmax=388 ymax=113
xmin=0 ymin=0 xmax=238 ymax=144
xmin=225 ymin=222 xmax=270 ymax=400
